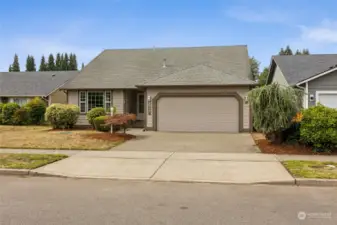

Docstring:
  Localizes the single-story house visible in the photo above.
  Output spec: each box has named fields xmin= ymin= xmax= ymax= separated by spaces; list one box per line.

xmin=267 ymin=54 xmax=337 ymax=109
xmin=62 ymin=45 xmax=257 ymax=133
xmin=0 ymin=71 xmax=78 ymax=106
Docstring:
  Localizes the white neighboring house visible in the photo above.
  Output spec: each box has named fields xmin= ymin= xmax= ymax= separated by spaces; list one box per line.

xmin=267 ymin=54 xmax=337 ymax=109
xmin=0 ymin=71 xmax=78 ymax=106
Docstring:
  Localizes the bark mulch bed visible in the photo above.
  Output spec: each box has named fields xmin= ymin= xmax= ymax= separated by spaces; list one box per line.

xmin=252 ymin=133 xmax=337 ymax=155
xmin=85 ymin=133 xmax=135 ymax=142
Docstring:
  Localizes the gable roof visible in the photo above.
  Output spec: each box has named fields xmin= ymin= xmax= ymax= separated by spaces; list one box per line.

xmin=268 ymin=54 xmax=337 ymax=85
xmin=62 ymin=45 xmax=252 ymax=89
xmin=0 ymin=71 xmax=78 ymax=97
xmin=138 ymin=64 xmax=256 ymax=87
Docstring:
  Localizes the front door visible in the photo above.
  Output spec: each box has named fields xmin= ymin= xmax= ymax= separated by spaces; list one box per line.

xmin=137 ymin=93 xmax=145 ymax=120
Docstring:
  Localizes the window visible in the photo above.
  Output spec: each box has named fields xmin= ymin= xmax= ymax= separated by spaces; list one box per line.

xmin=79 ymin=91 xmax=112 ymax=113
xmin=105 ymin=91 xmax=111 ymax=112
xmin=79 ymin=91 xmax=86 ymax=113
xmin=13 ymin=98 xmax=28 ymax=106
xmin=88 ymin=91 xmax=104 ymax=111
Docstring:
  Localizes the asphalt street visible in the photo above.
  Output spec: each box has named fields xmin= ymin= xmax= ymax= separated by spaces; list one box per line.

xmin=0 ymin=176 xmax=336 ymax=225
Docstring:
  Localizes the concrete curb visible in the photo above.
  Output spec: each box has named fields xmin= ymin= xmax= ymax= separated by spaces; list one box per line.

xmin=0 ymin=169 xmax=66 ymax=178
xmin=0 ymin=169 xmax=30 ymax=176
xmin=295 ymin=178 xmax=337 ymax=187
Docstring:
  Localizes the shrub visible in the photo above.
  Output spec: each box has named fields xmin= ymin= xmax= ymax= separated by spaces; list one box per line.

xmin=26 ymin=97 xmax=47 ymax=124
xmin=300 ymin=104 xmax=337 ymax=152
xmin=93 ymin=116 xmax=111 ymax=132
xmin=2 ymin=103 xmax=20 ymax=124
xmin=45 ymin=104 xmax=80 ymax=129
xmin=0 ymin=103 xmax=4 ymax=113
xmin=105 ymin=113 xmax=136 ymax=133
xmin=12 ymin=107 xmax=31 ymax=125
xmin=248 ymin=83 xmax=303 ymax=144
xmin=86 ymin=107 xmax=106 ymax=128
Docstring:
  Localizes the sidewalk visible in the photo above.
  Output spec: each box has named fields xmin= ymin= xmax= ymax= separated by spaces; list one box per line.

xmin=32 ymin=151 xmax=294 ymax=184
xmin=2 ymin=149 xmax=337 ymax=185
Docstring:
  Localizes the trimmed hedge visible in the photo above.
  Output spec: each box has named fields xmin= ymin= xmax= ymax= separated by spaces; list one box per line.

xmin=2 ymin=103 xmax=20 ymax=125
xmin=45 ymin=104 xmax=80 ymax=129
xmin=0 ymin=103 xmax=4 ymax=113
xmin=300 ymin=104 xmax=337 ymax=152
xmin=26 ymin=97 xmax=47 ymax=125
xmin=12 ymin=107 xmax=31 ymax=125
xmin=86 ymin=107 xmax=106 ymax=127
xmin=93 ymin=116 xmax=110 ymax=132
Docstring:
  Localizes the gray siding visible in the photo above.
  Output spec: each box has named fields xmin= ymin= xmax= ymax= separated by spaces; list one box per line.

xmin=146 ymin=87 xmax=251 ymax=130
xmin=272 ymin=65 xmax=289 ymax=86
xmin=113 ymin=90 xmax=125 ymax=113
xmin=308 ymin=70 xmax=337 ymax=107
xmin=67 ymin=89 xmax=125 ymax=125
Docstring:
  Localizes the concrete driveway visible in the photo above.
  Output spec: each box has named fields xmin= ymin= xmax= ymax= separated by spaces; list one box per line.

xmin=113 ymin=129 xmax=258 ymax=153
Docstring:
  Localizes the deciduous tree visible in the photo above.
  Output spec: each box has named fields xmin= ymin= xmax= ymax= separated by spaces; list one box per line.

xmin=249 ymin=57 xmax=260 ymax=81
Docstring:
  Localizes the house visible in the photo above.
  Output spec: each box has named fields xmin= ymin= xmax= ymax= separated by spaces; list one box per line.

xmin=0 ymin=71 xmax=78 ymax=106
xmin=62 ymin=45 xmax=257 ymax=133
xmin=267 ymin=54 xmax=337 ymax=109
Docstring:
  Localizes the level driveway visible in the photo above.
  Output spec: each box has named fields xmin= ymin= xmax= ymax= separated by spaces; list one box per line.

xmin=112 ymin=129 xmax=258 ymax=153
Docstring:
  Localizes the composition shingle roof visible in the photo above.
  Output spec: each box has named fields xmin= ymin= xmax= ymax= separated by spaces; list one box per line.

xmin=138 ymin=64 xmax=255 ymax=86
xmin=0 ymin=71 xmax=78 ymax=96
xmin=62 ymin=45 xmax=252 ymax=89
xmin=272 ymin=54 xmax=337 ymax=85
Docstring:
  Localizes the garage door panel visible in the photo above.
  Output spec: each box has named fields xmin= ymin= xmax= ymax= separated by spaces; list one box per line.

xmin=318 ymin=93 xmax=337 ymax=108
xmin=157 ymin=97 xmax=239 ymax=132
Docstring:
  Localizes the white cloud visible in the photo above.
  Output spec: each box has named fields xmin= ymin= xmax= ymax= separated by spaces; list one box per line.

xmin=288 ymin=19 xmax=337 ymax=54
xmin=299 ymin=19 xmax=337 ymax=43
xmin=225 ymin=6 xmax=288 ymax=23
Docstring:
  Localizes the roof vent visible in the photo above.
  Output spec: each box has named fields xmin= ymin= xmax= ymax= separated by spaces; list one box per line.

xmin=162 ymin=58 xmax=167 ymax=68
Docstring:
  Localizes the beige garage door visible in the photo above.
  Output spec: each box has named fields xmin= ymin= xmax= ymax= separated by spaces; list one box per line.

xmin=157 ymin=97 xmax=239 ymax=132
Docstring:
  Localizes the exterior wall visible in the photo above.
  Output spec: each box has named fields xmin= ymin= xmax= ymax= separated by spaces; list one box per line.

xmin=67 ymin=90 xmax=79 ymax=105
xmin=145 ymin=86 xmax=251 ymax=131
xmin=67 ymin=90 xmax=126 ymax=125
xmin=308 ymin=70 xmax=337 ymax=107
xmin=49 ymin=90 xmax=67 ymax=105
xmin=66 ymin=90 xmax=89 ymax=125
xmin=272 ymin=65 xmax=289 ymax=86
xmin=113 ymin=90 xmax=125 ymax=113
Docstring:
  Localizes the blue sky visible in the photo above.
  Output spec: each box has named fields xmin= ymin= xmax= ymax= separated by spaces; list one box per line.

xmin=1 ymin=0 xmax=337 ymax=71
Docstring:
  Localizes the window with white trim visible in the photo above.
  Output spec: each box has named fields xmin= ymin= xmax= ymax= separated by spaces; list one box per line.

xmin=13 ymin=98 xmax=29 ymax=106
xmin=79 ymin=91 xmax=112 ymax=113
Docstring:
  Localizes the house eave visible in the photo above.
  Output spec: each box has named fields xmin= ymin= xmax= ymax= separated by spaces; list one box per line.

xmin=296 ymin=66 xmax=337 ymax=86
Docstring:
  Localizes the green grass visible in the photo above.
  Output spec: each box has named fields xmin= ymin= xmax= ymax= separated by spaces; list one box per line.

xmin=283 ymin=160 xmax=337 ymax=179
xmin=0 ymin=153 xmax=68 ymax=169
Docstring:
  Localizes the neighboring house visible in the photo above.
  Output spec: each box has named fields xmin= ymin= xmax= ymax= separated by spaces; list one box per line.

xmin=0 ymin=71 xmax=78 ymax=106
xmin=62 ymin=45 xmax=257 ymax=133
xmin=267 ymin=54 xmax=337 ymax=109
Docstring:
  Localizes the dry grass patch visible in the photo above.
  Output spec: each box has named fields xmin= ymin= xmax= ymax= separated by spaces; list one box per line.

xmin=0 ymin=126 xmax=130 ymax=150
xmin=0 ymin=153 xmax=68 ymax=169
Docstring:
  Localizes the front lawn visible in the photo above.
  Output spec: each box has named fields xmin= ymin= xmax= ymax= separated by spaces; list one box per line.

xmin=0 ymin=153 xmax=68 ymax=169
xmin=0 ymin=126 xmax=133 ymax=150
xmin=283 ymin=160 xmax=337 ymax=179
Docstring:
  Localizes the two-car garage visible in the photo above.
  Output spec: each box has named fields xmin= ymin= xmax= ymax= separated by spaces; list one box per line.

xmin=157 ymin=96 xmax=240 ymax=133
xmin=146 ymin=89 xmax=250 ymax=133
